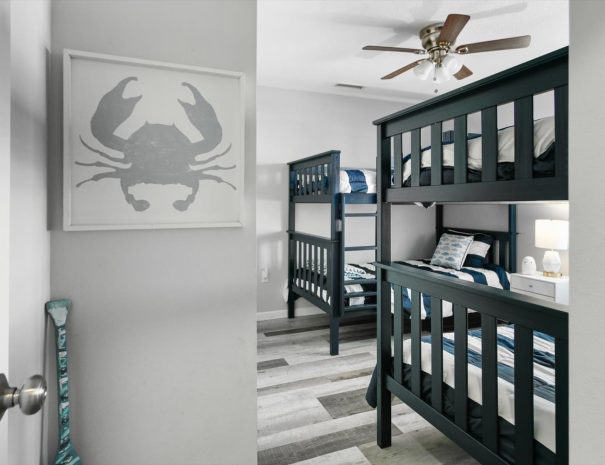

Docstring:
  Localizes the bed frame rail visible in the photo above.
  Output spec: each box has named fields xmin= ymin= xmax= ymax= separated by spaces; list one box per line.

xmin=376 ymin=47 xmax=568 ymax=204
xmin=375 ymin=262 xmax=568 ymax=465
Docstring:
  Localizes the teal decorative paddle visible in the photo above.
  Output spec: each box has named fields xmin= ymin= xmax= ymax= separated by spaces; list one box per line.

xmin=46 ymin=299 xmax=82 ymax=465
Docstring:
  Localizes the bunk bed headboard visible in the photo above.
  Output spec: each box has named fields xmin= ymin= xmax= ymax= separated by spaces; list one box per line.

xmin=435 ymin=205 xmax=518 ymax=273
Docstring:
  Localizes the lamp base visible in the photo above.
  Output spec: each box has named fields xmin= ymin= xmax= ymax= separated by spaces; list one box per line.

xmin=542 ymin=250 xmax=562 ymax=277
xmin=543 ymin=271 xmax=563 ymax=278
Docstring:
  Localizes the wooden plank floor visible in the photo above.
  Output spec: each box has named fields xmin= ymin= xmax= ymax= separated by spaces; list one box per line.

xmin=257 ymin=313 xmax=478 ymax=465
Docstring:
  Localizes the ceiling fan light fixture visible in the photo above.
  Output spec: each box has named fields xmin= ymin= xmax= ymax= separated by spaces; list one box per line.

xmin=442 ymin=54 xmax=463 ymax=74
xmin=433 ymin=64 xmax=451 ymax=83
xmin=413 ymin=59 xmax=433 ymax=80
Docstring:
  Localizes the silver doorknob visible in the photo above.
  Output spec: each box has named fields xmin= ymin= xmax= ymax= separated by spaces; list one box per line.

xmin=0 ymin=373 xmax=47 ymax=421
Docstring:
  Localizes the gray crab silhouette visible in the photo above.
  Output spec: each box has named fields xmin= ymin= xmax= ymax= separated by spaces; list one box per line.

xmin=77 ymin=77 xmax=235 ymax=212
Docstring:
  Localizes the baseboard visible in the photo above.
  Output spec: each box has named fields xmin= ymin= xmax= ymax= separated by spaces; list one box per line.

xmin=257 ymin=306 xmax=325 ymax=321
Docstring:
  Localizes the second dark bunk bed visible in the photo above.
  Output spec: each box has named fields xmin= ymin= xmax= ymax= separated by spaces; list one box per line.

xmin=370 ymin=47 xmax=569 ymax=465
xmin=287 ymin=151 xmax=378 ymax=355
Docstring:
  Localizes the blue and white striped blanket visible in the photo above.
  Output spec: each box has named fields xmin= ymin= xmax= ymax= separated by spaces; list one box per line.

xmin=339 ymin=169 xmax=376 ymax=194
xmin=410 ymin=324 xmax=556 ymax=451
xmin=392 ymin=260 xmax=510 ymax=319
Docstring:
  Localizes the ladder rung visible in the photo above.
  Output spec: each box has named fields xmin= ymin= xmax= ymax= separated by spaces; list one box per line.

xmin=345 ymin=246 xmax=377 ymax=251
xmin=345 ymin=278 xmax=376 ymax=285
xmin=345 ymin=291 xmax=377 ymax=298
xmin=344 ymin=212 xmax=377 ymax=217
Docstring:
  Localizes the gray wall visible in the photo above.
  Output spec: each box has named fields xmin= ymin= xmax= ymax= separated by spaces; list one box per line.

xmin=256 ymin=86 xmax=434 ymax=314
xmin=569 ymin=2 xmax=605 ymax=463
xmin=3 ymin=1 xmax=51 ymax=464
xmin=48 ymin=2 xmax=257 ymax=464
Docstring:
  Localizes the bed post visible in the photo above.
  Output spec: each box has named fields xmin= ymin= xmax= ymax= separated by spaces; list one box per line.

xmin=287 ymin=165 xmax=296 ymax=319
xmin=508 ymin=204 xmax=517 ymax=273
xmin=329 ymin=152 xmax=342 ymax=355
xmin=435 ymin=204 xmax=444 ymax=246
xmin=376 ymin=124 xmax=392 ymax=448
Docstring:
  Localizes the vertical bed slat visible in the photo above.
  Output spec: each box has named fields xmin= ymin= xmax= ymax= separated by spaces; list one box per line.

xmin=411 ymin=290 xmax=422 ymax=396
xmin=481 ymin=314 xmax=499 ymax=452
xmin=431 ymin=122 xmax=443 ymax=186
xmin=319 ymin=246 xmax=325 ymax=299
xmin=514 ymin=324 xmax=535 ymax=465
xmin=296 ymin=240 xmax=301 ymax=283
xmin=555 ymin=336 xmax=569 ymax=465
xmin=303 ymin=242 xmax=309 ymax=290
xmin=554 ymin=85 xmax=569 ymax=179
xmin=514 ymin=96 xmax=534 ymax=179
xmin=481 ymin=107 xmax=498 ymax=182
xmin=393 ymin=285 xmax=403 ymax=384
xmin=454 ymin=115 xmax=468 ymax=184
xmin=393 ymin=134 xmax=403 ymax=188
xmin=431 ymin=297 xmax=443 ymax=412
xmin=310 ymin=245 xmax=315 ymax=294
xmin=411 ymin=128 xmax=421 ymax=187
xmin=315 ymin=245 xmax=321 ymax=296
xmin=454 ymin=304 xmax=468 ymax=430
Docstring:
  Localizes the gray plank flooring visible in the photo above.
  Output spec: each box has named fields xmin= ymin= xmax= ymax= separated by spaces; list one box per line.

xmin=257 ymin=313 xmax=478 ymax=465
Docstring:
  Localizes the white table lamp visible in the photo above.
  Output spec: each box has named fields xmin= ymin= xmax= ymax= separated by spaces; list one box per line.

xmin=535 ymin=219 xmax=569 ymax=277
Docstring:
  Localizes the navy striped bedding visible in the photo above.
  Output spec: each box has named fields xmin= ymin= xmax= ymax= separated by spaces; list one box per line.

xmin=293 ymin=261 xmax=509 ymax=313
xmin=393 ymin=260 xmax=510 ymax=319
xmin=339 ymin=169 xmax=376 ymax=194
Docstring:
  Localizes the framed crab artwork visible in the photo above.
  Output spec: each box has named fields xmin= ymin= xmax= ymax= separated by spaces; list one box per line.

xmin=63 ymin=49 xmax=245 ymax=230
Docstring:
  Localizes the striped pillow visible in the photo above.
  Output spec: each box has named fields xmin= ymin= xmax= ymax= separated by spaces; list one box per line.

xmin=447 ymin=230 xmax=494 ymax=268
xmin=430 ymin=233 xmax=474 ymax=271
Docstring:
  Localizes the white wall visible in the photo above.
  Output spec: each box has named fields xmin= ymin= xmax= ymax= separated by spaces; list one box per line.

xmin=257 ymin=86 xmax=435 ymax=314
xmin=48 ymin=2 xmax=257 ymax=464
xmin=5 ymin=1 xmax=51 ymax=464
xmin=569 ymin=2 xmax=605 ymax=463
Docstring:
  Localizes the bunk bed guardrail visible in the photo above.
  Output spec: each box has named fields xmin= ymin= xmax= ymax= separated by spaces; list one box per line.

xmin=288 ymin=230 xmax=340 ymax=316
xmin=375 ymin=262 xmax=568 ymax=465
xmin=376 ymin=47 xmax=568 ymax=204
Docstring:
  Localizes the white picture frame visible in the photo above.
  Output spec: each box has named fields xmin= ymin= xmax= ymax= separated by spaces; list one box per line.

xmin=63 ymin=49 xmax=245 ymax=230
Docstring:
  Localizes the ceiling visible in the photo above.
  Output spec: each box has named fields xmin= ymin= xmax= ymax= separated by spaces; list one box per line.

xmin=258 ymin=0 xmax=569 ymax=104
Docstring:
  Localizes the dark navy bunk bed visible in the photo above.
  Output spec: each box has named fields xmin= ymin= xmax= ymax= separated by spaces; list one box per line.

xmin=371 ymin=47 xmax=569 ymax=465
xmin=287 ymin=151 xmax=378 ymax=355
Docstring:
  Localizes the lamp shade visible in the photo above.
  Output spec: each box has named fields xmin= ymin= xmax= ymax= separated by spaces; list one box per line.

xmin=535 ymin=219 xmax=569 ymax=250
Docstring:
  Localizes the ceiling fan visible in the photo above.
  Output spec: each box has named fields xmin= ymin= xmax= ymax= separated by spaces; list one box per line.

xmin=362 ymin=14 xmax=531 ymax=83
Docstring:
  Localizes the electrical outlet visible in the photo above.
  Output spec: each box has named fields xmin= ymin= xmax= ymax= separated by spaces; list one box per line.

xmin=261 ymin=268 xmax=270 ymax=283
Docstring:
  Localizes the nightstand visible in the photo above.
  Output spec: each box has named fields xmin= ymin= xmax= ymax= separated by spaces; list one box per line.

xmin=510 ymin=273 xmax=569 ymax=305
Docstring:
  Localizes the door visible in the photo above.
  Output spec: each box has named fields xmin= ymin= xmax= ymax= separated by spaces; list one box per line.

xmin=0 ymin=1 xmax=11 ymax=462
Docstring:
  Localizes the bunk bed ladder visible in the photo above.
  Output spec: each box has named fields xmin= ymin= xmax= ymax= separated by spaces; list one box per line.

xmin=341 ymin=196 xmax=378 ymax=317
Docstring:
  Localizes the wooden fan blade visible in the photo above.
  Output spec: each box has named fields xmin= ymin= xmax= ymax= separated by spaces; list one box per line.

xmin=363 ymin=45 xmax=425 ymax=54
xmin=456 ymin=35 xmax=531 ymax=54
xmin=438 ymin=14 xmax=470 ymax=44
xmin=381 ymin=60 xmax=422 ymax=80
xmin=454 ymin=65 xmax=473 ymax=80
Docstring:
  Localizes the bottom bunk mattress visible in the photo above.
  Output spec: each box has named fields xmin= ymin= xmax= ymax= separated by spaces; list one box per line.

xmin=366 ymin=324 xmax=557 ymax=464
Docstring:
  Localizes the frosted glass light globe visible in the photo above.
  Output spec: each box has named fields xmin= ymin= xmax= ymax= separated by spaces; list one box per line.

xmin=442 ymin=54 xmax=463 ymax=74
xmin=413 ymin=60 xmax=433 ymax=80
xmin=433 ymin=64 xmax=451 ymax=83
